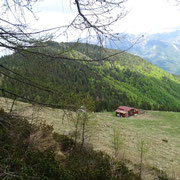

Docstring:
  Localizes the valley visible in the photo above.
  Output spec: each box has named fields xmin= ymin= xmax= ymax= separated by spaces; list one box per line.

xmin=106 ymin=30 xmax=180 ymax=75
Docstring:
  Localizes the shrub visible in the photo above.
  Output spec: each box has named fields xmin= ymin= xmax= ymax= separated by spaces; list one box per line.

xmin=0 ymin=110 xmax=141 ymax=180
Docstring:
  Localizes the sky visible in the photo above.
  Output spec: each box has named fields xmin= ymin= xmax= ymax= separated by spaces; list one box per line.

xmin=29 ymin=0 xmax=180 ymax=39
xmin=1 ymin=0 xmax=179 ymax=55
xmin=120 ymin=0 xmax=180 ymax=34
xmin=0 ymin=0 xmax=180 ymax=56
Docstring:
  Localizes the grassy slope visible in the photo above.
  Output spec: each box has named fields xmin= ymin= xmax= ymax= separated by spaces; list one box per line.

xmin=0 ymin=98 xmax=142 ymax=180
xmin=90 ymin=111 xmax=180 ymax=179
xmin=1 ymin=98 xmax=179 ymax=180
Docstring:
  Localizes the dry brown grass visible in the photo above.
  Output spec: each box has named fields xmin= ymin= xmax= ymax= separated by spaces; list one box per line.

xmin=1 ymin=97 xmax=180 ymax=179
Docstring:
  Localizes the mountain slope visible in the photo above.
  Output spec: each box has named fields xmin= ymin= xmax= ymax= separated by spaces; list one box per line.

xmin=106 ymin=31 xmax=180 ymax=74
xmin=0 ymin=42 xmax=180 ymax=111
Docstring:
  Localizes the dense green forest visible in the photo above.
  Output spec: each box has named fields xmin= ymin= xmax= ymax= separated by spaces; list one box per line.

xmin=1 ymin=41 xmax=180 ymax=112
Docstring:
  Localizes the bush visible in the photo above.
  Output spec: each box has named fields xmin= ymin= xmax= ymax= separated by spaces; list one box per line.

xmin=66 ymin=148 xmax=112 ymax=180
xmin=0 ymin=110 xmax=141 ymax=180
xmin=53 ymin=133 xmax=75 ymax=152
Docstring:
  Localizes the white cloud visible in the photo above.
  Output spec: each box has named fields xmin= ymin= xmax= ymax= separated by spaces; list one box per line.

xmin=33 ymin=0 xmax=76 ymax=13
xmin=25 ymin=0 xmax=180 ymax=41
xmin=25 ymin=0 xmax=78 ymax=41
xmin=117 ymin=0 xmax=180 ymax=34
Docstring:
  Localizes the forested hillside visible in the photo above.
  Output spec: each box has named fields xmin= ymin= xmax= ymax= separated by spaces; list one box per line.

xmin=1 ymin=41 xmax=180 ymax=112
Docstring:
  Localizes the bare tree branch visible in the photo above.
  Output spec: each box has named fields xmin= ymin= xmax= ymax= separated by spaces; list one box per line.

xmin=0 ymin=0 xmax=128 ymax=54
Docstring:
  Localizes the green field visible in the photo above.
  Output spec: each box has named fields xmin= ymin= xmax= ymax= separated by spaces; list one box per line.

xmin=1 ymin=97 xmax=180 ymax=179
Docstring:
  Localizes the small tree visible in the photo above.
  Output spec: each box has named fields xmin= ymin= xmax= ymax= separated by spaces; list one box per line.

xmin=67 ymin=94 xmax=95 ymax=148
xmin=71 ymin=108 xmax=92 ymax=148
xmin=80 ymin=110 xmax=88 ymax=148
xmin=113 ymin=128 xmax=123 ymax=158
xmin=137 ymin=139 xmax=149 ymax=179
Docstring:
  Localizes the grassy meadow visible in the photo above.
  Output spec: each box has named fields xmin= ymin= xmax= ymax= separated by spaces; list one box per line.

xmin=1 ymin=97 xmax=180 ymax=179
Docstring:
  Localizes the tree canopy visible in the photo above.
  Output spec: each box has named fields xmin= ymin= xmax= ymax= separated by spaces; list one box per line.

xmin=0 ymin=0 xmax=127 ymax=54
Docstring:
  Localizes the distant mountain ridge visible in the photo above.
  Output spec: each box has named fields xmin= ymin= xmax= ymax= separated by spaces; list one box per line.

xmin=1 ymin=41 xmax=180 ymax=111
xmin=106 ymin=30 xmax=180 ymax=75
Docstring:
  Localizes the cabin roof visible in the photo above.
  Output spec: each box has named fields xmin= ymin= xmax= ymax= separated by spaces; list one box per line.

xmin=115 ymin=109 xmax=127 ymax=114
xmin=118 ymin=106 xmax=134 ymax=111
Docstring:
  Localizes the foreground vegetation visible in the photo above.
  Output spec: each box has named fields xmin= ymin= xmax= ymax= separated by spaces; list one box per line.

xmin=1 ymin=98 xmax=178 ymax=179
xmin=0 ymin=106 xmax=142 ymax=180
xmin=1 ymin=42 xmax=180 ymax=112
